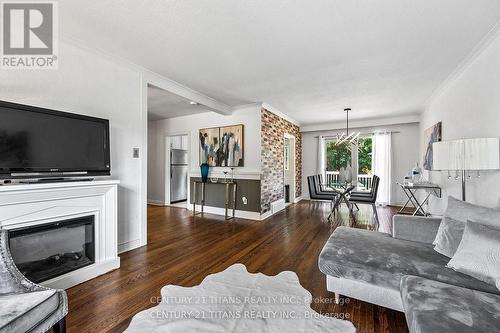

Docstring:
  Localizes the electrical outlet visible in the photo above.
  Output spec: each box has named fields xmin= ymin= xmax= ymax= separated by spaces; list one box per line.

xmin=242 ymin=197 xmax=248 ymax=205
xmin=133 ymin=148 xmax=140 ymax=158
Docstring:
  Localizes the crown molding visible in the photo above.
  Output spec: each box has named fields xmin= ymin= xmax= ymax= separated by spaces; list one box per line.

xmin=300 ymin=114 xmax=420 ymax=132
xmin=424 ymin=19 xmax=500 ymax=109
xmin=261 ymin=102 xmax=301 ymax=127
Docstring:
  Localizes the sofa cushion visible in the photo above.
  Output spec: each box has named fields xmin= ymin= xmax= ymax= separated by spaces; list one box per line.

xmin=401 ymin=275 xmax=500 ymax=333
xmin=318 ymin=227 xmax=500 ymax=295
xmin=444 ymin=196 xmax=500 ymax=228
xmin=433 ymin=216 xmax=465 ymax=258
xmin=0 ymin=290 xmax=60 ymax=333
xmin=447 ymin=221 xmax=500 ymax=290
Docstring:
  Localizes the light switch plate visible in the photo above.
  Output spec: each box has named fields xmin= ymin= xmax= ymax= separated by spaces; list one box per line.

xmin=133 ymin=148 xmax=140 ymax=158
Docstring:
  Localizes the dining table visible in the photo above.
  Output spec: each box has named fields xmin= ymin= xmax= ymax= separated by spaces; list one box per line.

xmin=326 ymin=182 xmax=360 ymax=221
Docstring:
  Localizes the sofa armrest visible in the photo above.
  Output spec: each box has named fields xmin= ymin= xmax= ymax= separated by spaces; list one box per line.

xmin=392 ymin=215 xmax=442 ymax=244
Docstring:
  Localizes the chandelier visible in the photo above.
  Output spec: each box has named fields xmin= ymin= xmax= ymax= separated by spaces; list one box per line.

xmin=335 ymin=108 xmax=361 ymax=145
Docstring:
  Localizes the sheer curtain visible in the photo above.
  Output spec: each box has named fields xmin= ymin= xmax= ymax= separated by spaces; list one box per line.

xmin=372 ymin=132 xmax=392 ymax=206
xmin=317 ymin=136 xmax=326 ymax=180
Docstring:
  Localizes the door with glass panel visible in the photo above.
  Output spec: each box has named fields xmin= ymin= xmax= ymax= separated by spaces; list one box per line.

xmin=325 ymin=135 xmax=373 ymax=190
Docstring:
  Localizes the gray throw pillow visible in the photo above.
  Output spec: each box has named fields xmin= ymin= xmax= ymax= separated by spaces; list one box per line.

xmin=447 ymin=221 xmax=500 ymax=291
xmin=432 ymin=216 xmax=465 ymax=258
xmin=433 ymin=196 xmax=500 ymax=257
xmin=444 ymin=196 xmax=500 ymax=228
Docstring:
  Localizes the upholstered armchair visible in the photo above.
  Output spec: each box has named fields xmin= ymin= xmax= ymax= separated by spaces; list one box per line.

xmin=0 ymin=229 xmax=68 ymax=333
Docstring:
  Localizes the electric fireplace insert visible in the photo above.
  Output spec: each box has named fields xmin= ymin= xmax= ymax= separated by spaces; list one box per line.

xmin=8 ymin=216 xmax=95 ymax=283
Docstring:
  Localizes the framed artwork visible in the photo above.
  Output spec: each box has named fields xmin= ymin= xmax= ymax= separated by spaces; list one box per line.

xmin=199 ymin=124 xmax=244 ymax=167
xmin=220 ymin=125 xmax=244 ymax=167
xmin=423 ymin=121 xmax=442 ymax=170
xmin=199 ymin=127 xmax=220 ymax=166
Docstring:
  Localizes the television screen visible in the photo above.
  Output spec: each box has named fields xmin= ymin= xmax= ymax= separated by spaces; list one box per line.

xmin=0 ymin=101 xmax=110 ymax=179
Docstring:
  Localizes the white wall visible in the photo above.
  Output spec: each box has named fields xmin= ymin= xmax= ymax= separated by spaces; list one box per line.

xmin=147 ymin=121 xmax=164 ymax=204
xmin=148 ymin=104 xmax=262 ymax=202
xmin=302 ymin=122 xmax=420 ymax=205
xmin=421 ymin=31 xmax=500 ymax=214
xmin=0 ymin=40 xmax=145 ymax=251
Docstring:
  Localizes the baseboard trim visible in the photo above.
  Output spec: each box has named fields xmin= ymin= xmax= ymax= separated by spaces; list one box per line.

xmin=294 ymin=196 xmax=304 ymax=203
xmin=260 ymin=210 xmax=274 ymax=221
xmin=147 ymin=200 xmax=165 ymax=206
xmin=118 ymin=238 xmax=142 ymax=253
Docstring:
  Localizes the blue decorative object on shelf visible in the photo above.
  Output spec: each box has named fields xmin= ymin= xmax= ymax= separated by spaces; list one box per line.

xmin=200 ymin=163 xmax=209 ymax=183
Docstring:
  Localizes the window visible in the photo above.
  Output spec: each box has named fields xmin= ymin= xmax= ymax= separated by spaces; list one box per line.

xmin=326 ymin=141 xmax=352 ymax=172
xmin=357 ymin=137 xmax=373 ymax=190
xmin=325 ymin=135 xmax=373 ymax=189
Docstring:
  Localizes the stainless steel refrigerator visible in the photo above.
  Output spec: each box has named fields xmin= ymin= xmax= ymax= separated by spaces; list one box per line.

xmin=170 ymin=149 xmax=188 ymax=203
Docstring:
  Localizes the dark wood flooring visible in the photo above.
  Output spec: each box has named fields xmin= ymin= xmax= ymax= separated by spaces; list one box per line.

xmin=66 ymin=201 xmax=409 ymax=333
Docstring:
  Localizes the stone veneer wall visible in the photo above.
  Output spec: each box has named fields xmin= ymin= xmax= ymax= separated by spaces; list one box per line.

xmin=261 ymin=108 xmax=302 ymax=214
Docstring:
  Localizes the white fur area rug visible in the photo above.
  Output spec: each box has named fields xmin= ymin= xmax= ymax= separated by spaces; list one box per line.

xmin=126 ymin=264 xmax=356 ymax=332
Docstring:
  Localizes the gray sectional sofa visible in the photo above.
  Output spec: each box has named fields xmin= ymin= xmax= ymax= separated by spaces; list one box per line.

xmin=319 ymin=209 xmax=500 ymax=332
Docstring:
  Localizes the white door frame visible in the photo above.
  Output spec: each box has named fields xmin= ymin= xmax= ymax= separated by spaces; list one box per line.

xmin=142 ymin=73 xmax=229 ymax=250
xmin=164 ymin=131 xmax=191 ymax=206
xmin=284 ymin=133 xmax=296 ymax=204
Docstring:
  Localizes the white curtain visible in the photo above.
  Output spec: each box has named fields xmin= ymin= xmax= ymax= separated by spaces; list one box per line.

xmin=317 ymin=136 xmax=326 ymax=179
xmin=372 ymin=132 xmax=392 ymax=206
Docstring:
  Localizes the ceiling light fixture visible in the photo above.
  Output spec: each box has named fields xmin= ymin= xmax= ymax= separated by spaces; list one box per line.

xmin=189 ymin=101 xmax=198 ymax=105
xmin=336 ymin=108 xmax=360 ymax=145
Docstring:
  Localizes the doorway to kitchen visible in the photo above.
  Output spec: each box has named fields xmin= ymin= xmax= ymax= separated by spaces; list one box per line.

xmin=165 ymin=134 xmax=189 ymax=208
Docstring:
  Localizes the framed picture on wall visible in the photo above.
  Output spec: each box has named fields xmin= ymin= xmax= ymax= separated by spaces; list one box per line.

xmin=199 ymin=127 xmax=220 ymax=166
xmin=220 ymin=124 xmax=244 ymax=167
xmin=199 ymin=124 xmax=244 ymax=167
xmin=423 ymin=121 xmax=442 ymax=170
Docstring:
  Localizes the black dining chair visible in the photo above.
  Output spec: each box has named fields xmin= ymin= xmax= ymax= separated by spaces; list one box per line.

xmin=348 ymin=175 xmax=380 ymax=225
xmin=307 ymin=175 xmax=338 ymax=204
xmin=350 ymin=175 xmax=379 ymax=197
xmin=313 ymin=175 xmax=336 ymax=195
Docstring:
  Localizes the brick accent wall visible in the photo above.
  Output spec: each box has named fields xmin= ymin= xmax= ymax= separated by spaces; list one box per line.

xmin=261 ymin=108 xmax=302 ymax=214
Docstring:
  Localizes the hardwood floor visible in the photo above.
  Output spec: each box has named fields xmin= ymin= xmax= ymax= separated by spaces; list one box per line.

xmin=66 ymin=201 xmax=409 ymax=333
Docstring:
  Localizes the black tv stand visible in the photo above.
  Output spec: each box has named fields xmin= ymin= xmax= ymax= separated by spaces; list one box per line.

xmin=19 ymin=178 xmax=95 ymax=184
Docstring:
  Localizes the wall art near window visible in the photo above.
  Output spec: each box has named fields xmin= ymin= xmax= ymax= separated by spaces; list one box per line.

xmin=199 ymin=124 xmax=244 ymax=167
xmin=199 ymin=127 xmax=220 ymax=166
xmin=423 ymin=121 xmax=442 ymax=170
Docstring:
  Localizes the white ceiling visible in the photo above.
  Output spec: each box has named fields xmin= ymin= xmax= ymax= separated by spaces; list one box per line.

xmin=147 ymin=85 xmax=209 ymax=120
xmin=60 ymin=1 xmax=500 ymax=125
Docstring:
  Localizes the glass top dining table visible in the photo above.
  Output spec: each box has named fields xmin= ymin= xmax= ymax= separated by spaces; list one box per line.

xmin=325 ymin=182 xmax=370 ymax=221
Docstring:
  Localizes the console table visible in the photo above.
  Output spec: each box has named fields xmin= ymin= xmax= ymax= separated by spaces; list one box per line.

xmin=397 ymin=182 xmax=441 ymax=216
xmin=192 ymin=180 xmax=237 ymax=220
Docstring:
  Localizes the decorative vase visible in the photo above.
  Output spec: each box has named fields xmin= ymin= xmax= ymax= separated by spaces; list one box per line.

xmin=345 ymin=165 xmax=353 ymax=183
xmin=200 ymin=163 xmax=209 ymax=183
xmin=339 ymin=167 xmax=346 ymax=183
xmin=412 ymin=162 xmax=422 ymax=182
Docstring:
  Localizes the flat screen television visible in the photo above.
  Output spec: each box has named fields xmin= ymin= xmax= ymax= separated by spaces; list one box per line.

xmin=0 ymin=100 xmax=110 ymax=180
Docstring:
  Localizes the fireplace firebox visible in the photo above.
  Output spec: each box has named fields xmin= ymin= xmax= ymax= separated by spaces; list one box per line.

xmin=8 ymin=216 xmax=95 ymax=283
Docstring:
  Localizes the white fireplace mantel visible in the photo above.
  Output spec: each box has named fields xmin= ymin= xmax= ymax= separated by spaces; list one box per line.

xmin=0 ymin=179 xmax=120 ymax=289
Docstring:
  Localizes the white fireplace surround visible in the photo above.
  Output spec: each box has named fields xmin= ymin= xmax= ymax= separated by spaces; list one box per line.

xmin=0 ymin=179 xmax=120 ymax=289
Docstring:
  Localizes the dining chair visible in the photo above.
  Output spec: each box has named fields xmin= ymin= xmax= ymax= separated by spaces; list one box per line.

xmin=307 ymin=176 xmax=337 ymax=203
xmin=348 ymin=175 xmax=380 ymax=225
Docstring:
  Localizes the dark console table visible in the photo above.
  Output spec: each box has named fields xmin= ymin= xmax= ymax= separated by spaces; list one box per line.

xmin=192 ymin=180 xmax=237 ymax=220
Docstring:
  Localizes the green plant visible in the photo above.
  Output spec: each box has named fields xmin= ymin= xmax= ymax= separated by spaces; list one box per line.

xmin=358 ymin=137 xmax=372 ymax=175
xmin=326 ymin=137 xmax=372 ymax=174
xmin=326 ymin=141 xmax=351 ymax=171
